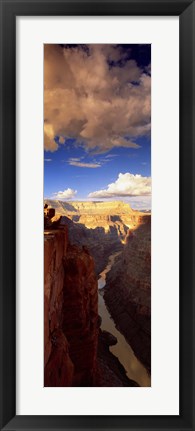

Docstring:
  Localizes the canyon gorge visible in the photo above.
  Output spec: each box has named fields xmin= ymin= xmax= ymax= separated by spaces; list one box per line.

xmin=44 ymin=200 xmax=151 ymax=386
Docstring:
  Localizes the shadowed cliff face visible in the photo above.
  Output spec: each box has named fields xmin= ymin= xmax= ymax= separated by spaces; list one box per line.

xmin=96 ymin=329 xmax=139 ymax=387
xmin=62 ymin=244 xmax=98 ymax=386
xmin=44 ymin=228 xmax=98 ymax=386
xmin=104 ymin=216 xmax=151 ymax=372
xmin=59 ymin=216 xmax=123 ymax=275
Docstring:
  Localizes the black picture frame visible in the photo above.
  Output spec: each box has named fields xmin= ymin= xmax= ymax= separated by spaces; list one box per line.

xmin=0 ymin=0 xmax=194 ymax=430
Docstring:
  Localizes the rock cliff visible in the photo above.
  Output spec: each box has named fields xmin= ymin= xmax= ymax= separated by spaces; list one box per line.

xmin=44 ymin=207 xmax=139 ymax=386
xmin=97 ymin=329 xmax=139 ymax=387
xmin=44 ymin=200 xmax=149 ymax=274
xmin=62 ymin=244 xmax=98 ymax=386
xmin=104 ymin=215 xmax=151 ymax=372
xmin=44 ymin=200 xmax=145 ymax=231
xmin=44 ymin=228 xmax=98 ymax=386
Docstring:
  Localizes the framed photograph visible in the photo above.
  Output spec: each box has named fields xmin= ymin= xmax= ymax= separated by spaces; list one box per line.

xmin=0 ymin=0 xmax=194 ymax=430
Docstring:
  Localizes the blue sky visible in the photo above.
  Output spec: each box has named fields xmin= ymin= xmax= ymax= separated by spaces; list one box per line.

xmin=44 ymin=44 xmax=151 ymax=209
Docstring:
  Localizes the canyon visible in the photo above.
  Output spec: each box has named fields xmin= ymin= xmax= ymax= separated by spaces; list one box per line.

xmin=104 ymin=217 xmax=151 ymax=372
xmin=44 ymin=200 xmax=151 ymax=386
xmin=45 ymin=200 xmax=149 ymax=274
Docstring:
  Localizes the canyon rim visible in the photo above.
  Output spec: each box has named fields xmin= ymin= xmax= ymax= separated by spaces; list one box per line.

xmin=44 ymin=44 xmax=151 ymax=387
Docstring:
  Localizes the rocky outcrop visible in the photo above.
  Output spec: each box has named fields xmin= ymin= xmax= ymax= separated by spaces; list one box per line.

xmin=44 ymin=226 xmax=98 ymax=386
xmin=44 ymin=329 xmax=74 ymax=387
xmin=96 ymin=329 xmax=139 ymax=387
xmin=44 ymin=204 xmax=62 ymax=229
xmin=44 ymin=229 xmax=68 ymax=370
xmin=62 ymin=244 xmax=98 ymax=386
xmin=103 ymin=216 xmax=151 ymax=372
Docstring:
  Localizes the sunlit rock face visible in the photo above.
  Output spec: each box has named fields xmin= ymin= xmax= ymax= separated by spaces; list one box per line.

xmin=44 ymin=200 xmax=146 ymax=229
xmin=44 ymin=200 xmax=149 ymax=274
xmin=104 ymin=215 xmax=151 ymax=372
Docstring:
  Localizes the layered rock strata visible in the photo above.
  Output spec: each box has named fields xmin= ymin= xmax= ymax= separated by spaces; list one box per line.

xmin=44 ymin=208 xmax=138 ymax=386
xmin=44 ymin=199 xmax=146 ymax=231
xmin=104 ymin=216 xmax=151 ymax=372
xmin=44 ymin=200 xmax=149 ymax=275
xmin=58 ymin=215 xmax=123 ymax=275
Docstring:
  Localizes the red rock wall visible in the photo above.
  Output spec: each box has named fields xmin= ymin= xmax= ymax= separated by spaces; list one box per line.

xmin=63 ymin=245 xmax=98 ymax=386
xmin=44 ymin=228 xmax=98 ymax=386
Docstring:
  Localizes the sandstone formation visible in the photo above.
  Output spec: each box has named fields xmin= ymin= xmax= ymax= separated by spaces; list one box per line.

xmin=44 ymin=206 xmax=139 ymax=386
xmin=104 ymin=215 xmax=151 ymax=372
xmin=44 ymin=205 xmax=62 ymax=229
xmin=44 ymin=226 xmax=99 ymax=386
xmin=44 ymin=200 xmax=149 ymax=274
xmin=59 ymin=215 xmax=123 ymax=275
xmin=62 ymin=244 xmax=98 ymax=386
xmin=44 ymin=199 xmax=146 ymax=231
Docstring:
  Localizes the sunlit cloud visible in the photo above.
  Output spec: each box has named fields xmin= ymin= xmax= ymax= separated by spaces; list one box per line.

xmin=52 ymin=188 xmax=77 ymax=200
xmin=44 ymin=44 xmax=151 ymax=154
xmin=88 ymin=172 xmax=151 ymax=198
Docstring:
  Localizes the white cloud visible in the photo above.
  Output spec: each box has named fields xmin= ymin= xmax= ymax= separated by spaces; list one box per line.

xmin=44 ymin=158 xmax=52 ymax=162
xmin=88 ymin=172 xmax=151 ymax=198
xmin=104 ymin=154 xmax=118 ymax=158
xmin=44 ymin=44 xmax=151 ymax=153
xmin=68 ymin=157 xmax=81 ymax=162
xmin=52 ymin=188 xmax=77 ymax=200
xmin=68 ymin=161 xmax=101 ymax=168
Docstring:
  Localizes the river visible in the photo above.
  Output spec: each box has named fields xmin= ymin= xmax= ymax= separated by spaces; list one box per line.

xmin=98 ymin=253 xmax=151 ymax=387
